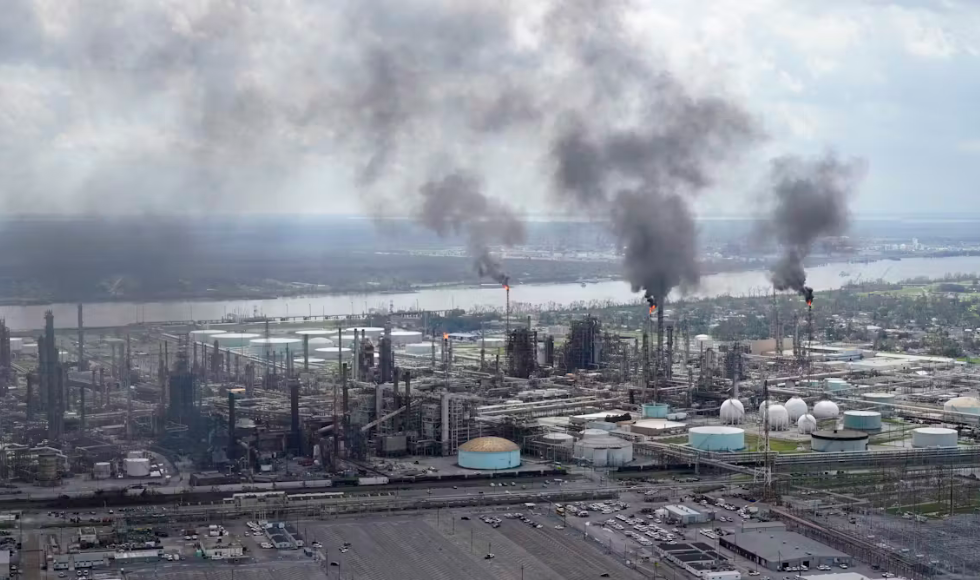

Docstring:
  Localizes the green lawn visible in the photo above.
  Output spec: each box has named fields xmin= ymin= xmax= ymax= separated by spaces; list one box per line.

xmin=658 ymin=436 xmax=688 ymax=445
xmin=744 ymin=433 xmax=807 ymax=453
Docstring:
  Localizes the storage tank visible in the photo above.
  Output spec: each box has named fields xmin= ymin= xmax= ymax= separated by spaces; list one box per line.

xmin=688 ymin=426 xmax=745 ymax=452
xmin=37 ymin=454 xmax=60 ymax=485
xmin=124 ymin=457 xmax=151 ymax=477
xmin=912 ymin=427 xmax=958 ymax=448
xmin=93 ymin=462 xmax=112 ymax=479
xmin=482 ymin=337 xmax=506 ymax=348
xmin=813 ymin=400 xmax=840 ymax=420
xmin=811 ymin=429 xmax=868 ymax=452
xmin=9 ymin=337 xmax=23 ymax=353
xmin=843 ymin=410 xmax=882 ymax=431
xmin=457 ymin=437 xmax=521 ymax=470
xmin=540 ymin=433 xmax=574 ymax=447
xmin=404 ymin=342 xmax=434 ymax=356
xmin=390 ymin=330 xmax=423 ymax=345
xmin=250 ymin=337 xmax=302 ymax=356
xmin=797 ymin=414 xmax=817 ymax=434
xmin=126 ymin=450 xmax=145 ymax=459
xmin=314 ymin=347 xmax=352 ymax=360
xmin=944 ymin=396 xmax=980 ymax=416
xmin=785 ymin=397 xmax=808 ymax=422
xmin=824 ymin=378 xmax=849 ymax=392
xmin=642 ymin=403 xmax=670 ymax=418
xmin=305 ymin=337 xmax=335 ymax=349
xmin=720 ymin=399 xmax=745 ymax=424
xmin=582 ymin=428 xmax=609 ymax=438
xmin=666 ymin=412 xmax=688 ymax=421
xmin=214 ymin=333 xmax=261 ymax=350
xmin=695 ymin=334 xmax=712 ymax=348
xmin=573 ymin=434 xmax=634 ymax=467
xmin=189 ymin=329 xmax=227 ymax=339
xmin=350 ymin=327 xmax=385 ymax=339
xmin=294 ymin=329 xmax=334 ymax=337
xmin=862 ymin=392 xmax=896 ymax=403
xmin=762 ymin=404 xmax=789 ymax=430
xmin=292 ymin=356 xmax=327 ymax=365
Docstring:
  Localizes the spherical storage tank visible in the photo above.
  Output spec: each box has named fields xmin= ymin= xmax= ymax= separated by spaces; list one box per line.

xmin=912 ymin=427 xmax=958 ymax=448
xmin=797 ymin=414 xmax=817 ymax=434
xmin=720 ymin=399 xmax=745 ymax=424
xmin=813 ymin=400 xmax=840 ymax=420
xmin=811 ymin=429 xmax=868 ymax=452
xmin=843 ymin=410 xmax=882 ymax=431
xmin=761 ymin=403 xmax=789 ymax=430
xmin=215 ymin=333 xmax=260 ymax=350
xmin=944 ymin=397 xmax=980 ymax=416
xmin=688 ymin=426 xmax=745 ymax=452
xmin=458 ymin=437 xmax=521 ymax=470
xmin=785 ymin=397 xmax=808 ymax=422
xmin=574 ymin=434 xmax=634 ymax=467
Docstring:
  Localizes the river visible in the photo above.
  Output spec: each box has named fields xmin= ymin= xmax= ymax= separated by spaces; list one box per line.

xmin=3 ymin=255 xmax=980 ymax=331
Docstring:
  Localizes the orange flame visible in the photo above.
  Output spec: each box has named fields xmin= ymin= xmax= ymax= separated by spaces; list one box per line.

xmin=806 ymin=300 xmax=812 ymax=307
xmin=443 ymin=333 xmax=449 ymax=340
xmin=649 ymin=305 xmax=656 ymax=314
xmin=503 ymin=284 xmax=510 ymax=291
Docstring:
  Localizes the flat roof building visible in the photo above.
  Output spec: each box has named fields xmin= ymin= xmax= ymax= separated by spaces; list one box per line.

xmin=664 ymin=504 xmax=708 ymax=524
xmin=720 ymin=529 xmax=851 ymax=572
xmin=202 ymin=537 xmax=244 ymax=560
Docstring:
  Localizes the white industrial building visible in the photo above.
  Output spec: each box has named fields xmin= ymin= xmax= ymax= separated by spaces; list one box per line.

xmin=663 ymin=504 xmax=708 ymax=524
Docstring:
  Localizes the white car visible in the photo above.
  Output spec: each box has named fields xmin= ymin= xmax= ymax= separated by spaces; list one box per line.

xmin=748 ymin=572 xmax=760 ymax=577
xmin=261 ymin=542 xmax=273 ymax=549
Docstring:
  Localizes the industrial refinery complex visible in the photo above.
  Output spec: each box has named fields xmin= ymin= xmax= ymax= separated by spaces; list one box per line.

xmin=0 ymin=292 xmax=976 ymax=580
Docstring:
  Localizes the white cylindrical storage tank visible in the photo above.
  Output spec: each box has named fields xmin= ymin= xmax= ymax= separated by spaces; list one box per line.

xmin=785 ymin=397 xmax=808 ymax=422
xmin=582 ymin=428 xmax=608 ymax=439
xmin=390 ymin=330 xmax=423 ymax=346
xmin=695 ymin=334 xmax=712 ymax=349
xmin=250 ymin=337 xmax=302 ymax=356
xmin=457 ymin=437 xmax=521 ymax=470
xmin=762 ymin=404 xmax=789 ymax=430
xmin=126 ymin=450 xmax=145 ymax=459
xmin=189 ymin=329 xmax=227 ymax=339
xmin=944 ymin=397 xmax=980 ymax=416
xmin=292 ymin=356 xmax=327 ymax=365
xmin=541 ymin=433 xmax=575 ymax=447
xmin=294 ymin=329 xmax=334 ymax=337
xmin=843 ymin=410 xmax=882 ymax=431
xmin=811 ymin=429 xmax=868 ymax=452
xmin=824 ymin=378 xmax=849 ymax=392
xmin=481 ymin=337 xmax=506 ymax=348
xmin=348 ymin=327 xmax=385 ymax=339
xmin=93 ymin=462 xmax=111 ymax=479
xmin=688 ymin=426 xmax=745 ymax=452
xmin=215 ymin=333 xmax=260 ymax=351
xmin=9 ymin=337 xmax=23 ymax=353
xmin=404 ymin=342 xmax=433 ymax=355
xmin=124 ymin=457 xmax=151 ymax=477
xmin=305 ymin=337 xmax=335 ymax=349
xmin=797 ymin=414 xmax=817 ymax=434
xmin=573 ymin=435 xmax=633 ymax=467
xmin=813 ymin=400 xmax=840 ymax=420
xmin=720 ymin=399 xmax=745 ymax=424
xmin=912 ymin=427 xmax=958 ymax=448
xmin=862 ymin=392 xmax=896 ymax=403
xmin=314 ymin=347 xmax=352 ymax=360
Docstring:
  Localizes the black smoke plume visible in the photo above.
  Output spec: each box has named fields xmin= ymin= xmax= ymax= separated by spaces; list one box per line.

xmin=417 ymin=171 xmax=525 ymax=285
xmin=763 ymin=152 xmax=866 ymax=301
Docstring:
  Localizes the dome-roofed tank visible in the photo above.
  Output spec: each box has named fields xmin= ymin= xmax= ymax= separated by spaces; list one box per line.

xmin=720 ymin=399 xmax=745 ymax=424
xmin=458 ymin=436 xmax=521 ymax=470
xmin=785 ymin=397 xmax=808 ymax=422
xmin=797 ymin=414 xmax=817 ymax=434
xmin=758 ymin=399 xmax=771 ymax=412
xmin=944 ymin=396 xmax=980 ymax=416
xmin=813 ymin=400 xmax=840 ymax=420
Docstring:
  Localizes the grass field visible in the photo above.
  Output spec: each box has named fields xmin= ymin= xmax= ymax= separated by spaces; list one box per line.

xmin=744 ymin=434 xmax=807 ymax=453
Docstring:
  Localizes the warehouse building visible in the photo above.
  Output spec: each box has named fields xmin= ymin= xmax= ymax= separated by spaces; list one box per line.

xmin=202 ymin=537 xmax=245 ymax=560
xmin=719 ymin=529 xmax=851 ymax=572
xmin=663 ymin=504 xmax=708 ymax=524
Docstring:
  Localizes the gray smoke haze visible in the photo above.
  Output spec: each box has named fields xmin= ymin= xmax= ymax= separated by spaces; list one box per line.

xmin=417 ymin=171 xmax=526 ymax=285
xmin=545 ymin=2 xmax=763 ymax=303
xmin=763 ymin=152 xmax=866 ymax=297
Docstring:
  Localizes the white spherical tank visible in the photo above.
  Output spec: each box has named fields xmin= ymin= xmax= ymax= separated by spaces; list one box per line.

xmin=785 ymin=397 xmax=808 ymax=422
xmin=762 ymin=404 xmax=790 ymax=430
xmin=797 ymin=414 xmax=817 ymax=434
xmin=214 ymin=333 xmax=261 ymax=351
xmin=912 ymin=427 xmax=958 ymax=448
xmin=758 ymin=400 xmax=771 ymax=412
xmin=688 ymin=426 xmax=745 ymax=451
xmin=720 ymin=399 xmax=745 ymax=424
xmin=944 ymin=397 xmax=980 ymax=416
xmin=404 ymin=342 xmax=433 ymax=355
xmin=813 ymin=400 xmax=840 ymax=420
xmin=843 ymin=410 xmax=882 ymax=431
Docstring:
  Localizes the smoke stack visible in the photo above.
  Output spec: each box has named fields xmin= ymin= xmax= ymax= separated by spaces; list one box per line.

xmin=80 ymin=380 xmax=86 ymax=432
xmin=77 ymin=303 xmax=85 ymax=371
xmin=25 ymin=373 xmax=34 ymax=420
xmin=228 ymin=390 xmax=238 ymax=460
xmin=303 ymin=334 xmax=309 ymax=371
xmin=288 ymin=379 xmax=301 ymax=453
xmin=403 ymin=369 xmax=411 ymax=431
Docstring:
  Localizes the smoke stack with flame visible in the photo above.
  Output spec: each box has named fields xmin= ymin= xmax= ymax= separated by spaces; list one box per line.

xmin=762 ymin=152 xmax=865 ymax=305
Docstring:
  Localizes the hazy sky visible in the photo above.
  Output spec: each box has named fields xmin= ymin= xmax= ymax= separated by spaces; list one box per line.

xmin=0 ymin=0 xmax=977 ymax=217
